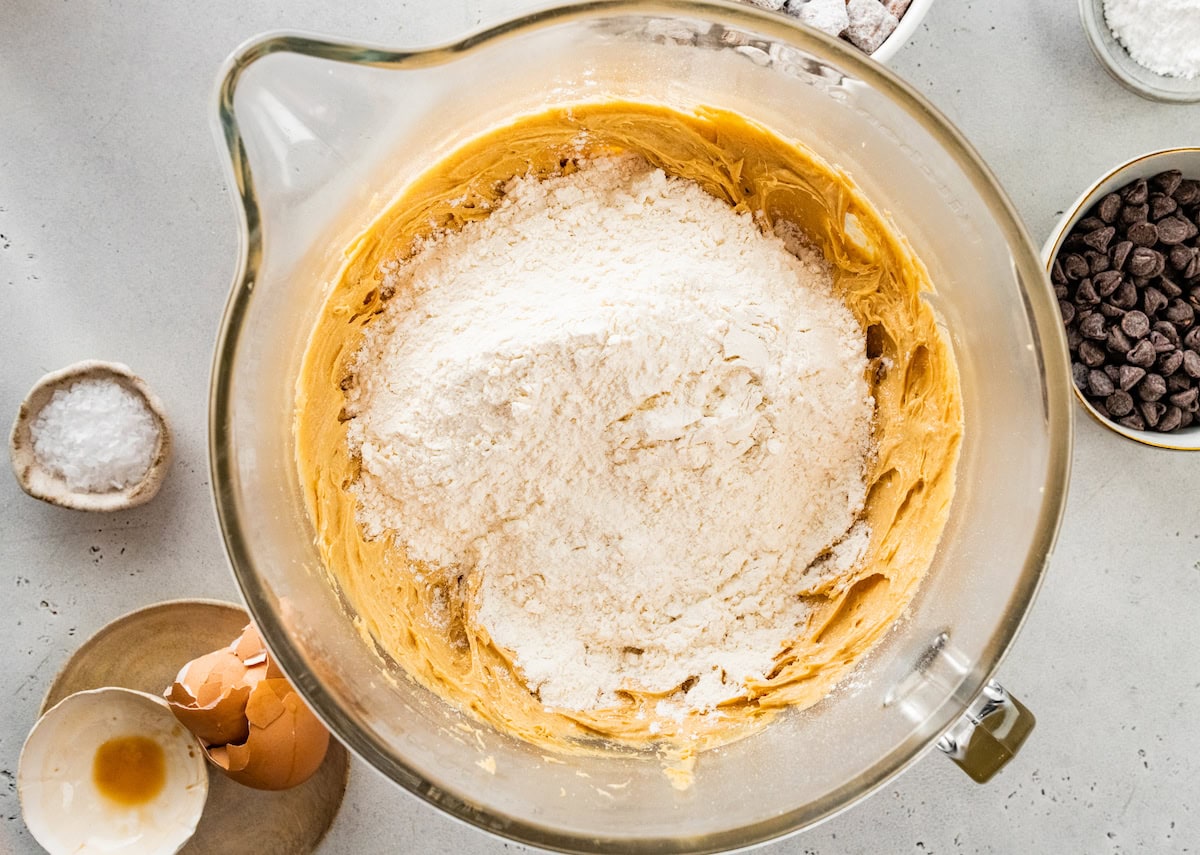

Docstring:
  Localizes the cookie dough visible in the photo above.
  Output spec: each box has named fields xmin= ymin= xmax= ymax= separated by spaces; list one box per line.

xmin=294 ymin=101 xmax=962 ymax=752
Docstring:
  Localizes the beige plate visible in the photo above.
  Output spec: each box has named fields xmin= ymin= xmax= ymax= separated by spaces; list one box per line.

xmin=42 ymin=599 xmax=350 ymax=855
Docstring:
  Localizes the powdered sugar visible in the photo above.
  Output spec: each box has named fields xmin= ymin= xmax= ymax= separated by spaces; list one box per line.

xmin=1105 ymin=0 xmax=1200 ymax=79
xmin=349 ymin=156 xmax=873 ymax=712
xmin=30 ymin=379 xmax=159 ymax=492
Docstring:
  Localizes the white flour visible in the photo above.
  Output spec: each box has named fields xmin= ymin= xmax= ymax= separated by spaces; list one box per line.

xmin=350 ymin=157 xmax=872 ymax=711
xmin=1105 ymin=0 xmax=1200 ymax=78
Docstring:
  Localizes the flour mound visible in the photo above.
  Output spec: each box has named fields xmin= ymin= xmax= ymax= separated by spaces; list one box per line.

xmin=350 ymin=156 xmax=872 ymax=712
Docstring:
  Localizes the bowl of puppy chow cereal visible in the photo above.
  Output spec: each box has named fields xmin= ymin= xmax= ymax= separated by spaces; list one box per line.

xmin=209 ymin=2 xmax=1069 ymax=850
xmin=747 ymin=0 xmax=933 ymax=62
xmin=1044 ymin=148 xmax=1200 ymax=449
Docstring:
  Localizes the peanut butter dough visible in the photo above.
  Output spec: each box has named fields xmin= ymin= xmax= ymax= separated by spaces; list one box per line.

xmin=295 ymin=102 xmax=962 ymax=752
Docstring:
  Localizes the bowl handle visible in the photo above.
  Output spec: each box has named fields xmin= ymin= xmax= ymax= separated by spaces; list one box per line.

xmin=936 ymin=680 xmax=1035 ymax=783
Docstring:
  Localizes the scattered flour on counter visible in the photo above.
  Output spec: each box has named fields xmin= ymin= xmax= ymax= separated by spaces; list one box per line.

xmin=349 ymin=156 xmax=873 ymax=712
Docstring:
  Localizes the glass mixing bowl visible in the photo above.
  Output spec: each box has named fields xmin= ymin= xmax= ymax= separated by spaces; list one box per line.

xmin=209 ymin=2 xmax=1072 ymax=851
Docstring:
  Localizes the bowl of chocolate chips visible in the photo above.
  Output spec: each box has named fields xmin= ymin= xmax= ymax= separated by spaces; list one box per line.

xmin=1045 ymin=148 xmax=1200 ymax=449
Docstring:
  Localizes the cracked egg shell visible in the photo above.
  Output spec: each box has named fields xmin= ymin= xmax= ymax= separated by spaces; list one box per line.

xmin=165 ymin=623 xmax=329 ymax=790
xmin=209 ymin=677 xmax=331 ymax=791
xmin=19 ymin=687 xmax=207 ymax=855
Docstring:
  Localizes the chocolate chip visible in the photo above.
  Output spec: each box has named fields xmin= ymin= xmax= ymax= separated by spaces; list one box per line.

xmin=1077 ymin=216 xmax=1107 ymax=234
xmin=1083 ymin=226 xmax=1116 ymax=253
xmin=1081 ymin=313 xmax=1107 ymax=340
xmin=1080 ymin=339 xmax=1107 ymax=366
xmin=1186 ymin=328 xmax=1200 ymax=351
xmin=1107 ymin=326 xmax=1132 ymax=354
xmin=1108 ymin=238 xmax=1128 ymax=268
xmin=1152 ymin=170 xmax=1183 ymax=196
xmin=1104 ymin=363 xmax=1121 ymax=382
xmin=1120 ymin=364 xmax=1147 ymax=390
xmin=1182 ymin=410 xmax=1196 ymax=429
xmin=1127 ymin=338 xmax=1157 ymax=367
xmin=1184 ymin=349 xmax=1200 ymax=378
xmin=1128 ymin=221 xmax=1158 ymax=247
xmin=1170 ymin=245 xmax=1197 ymax=271
xmin=1121 ymin=310 xmax=1151 ymax=338
xmin=1086 ymin=251 xmax=1111 ymax=275
xmin=1122 ymin=178 xmax=1149 ymax=205
xmin=1153 ymin=321 xmax=1181 ymax=346
xmin=1128 ymin=247 xmax=1165 ymax=278
xmin=1170 ymin=387 xmax=1199 ymax=410
xmin=1118 ymin=412 xmax=1146 ymax=431
xmin=1106 ymin=390 xmax=1135 ymax=417
xmin=1158 ymin=349 xmax=1184 ymax=376
xmin=1159 ymin=405 xmax=1184 ymax=432
xmin=1059 ymin=300 xmax=1076 ymax=326
xmin=1063 ymin=253 xmax=1090 ymax=281
xmin=1141 ymin=400 xmax=1166 ymax=427
xmin=1149 ymin=330 xmax=1175 ymax=353
xmin=1094 ymin=270 xmax=1123 ymax=297
xmin=1099 ymin=303 xmax=1126 ymax=319
xmin=1072 ymin=362 xmax=1089 ymax=388
xmin=1149 ymin=193 xmax=1178 ymax=221
xmin=1098 ymin=192 xmax=1122 ymax=223
xmin=1111 ymin=280 xmax=1139 ymax=309
xmin=1157 ymin=216 xmax=1192 ymax=246
xmin=1168 ymin=372 xmax=1192 ymax=393
xmin=1110 ymin=240 xmax=1133 ymax=271
xmin=1052 ymin=257 xmax=1067 ymax=284
xmin=1119 ymin=203 xmax=1149 ymax=227
xmin=1068 ymin=327 xmax=1084 ymax=350
xmin=1174 ymin=179 xmax=1200 ymax=206
xmin=1159 ymin=276 xmax=1184 ymax=299
xmin=1138 ymin=373 xmax=1168 ymax=401
xmin=1142 ymin=286 xmax=1168 ymax=316
xmin=1165 ymin=299 xmax=1196 ymax=328
xmin=1088 ymin=369 xmax=1114 ymax=397
xmin=1075 ymin=278 xmax=1100 ymax=306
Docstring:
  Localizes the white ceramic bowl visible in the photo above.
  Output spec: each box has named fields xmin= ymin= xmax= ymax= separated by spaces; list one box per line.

xmin=19 ymin=688 xmax=208 ymax=855
xmin=9 ymin=360 xmax=173 ymax=511
xmin=872 ymin=0 xmax=934 ymax=64
xmin=1042 ymin=148 xmax=1200 ymax=450
xmin=1079 ymin=0 xmax=1200 ymax=103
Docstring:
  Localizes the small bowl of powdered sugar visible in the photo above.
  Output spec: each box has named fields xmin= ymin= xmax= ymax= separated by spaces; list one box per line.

xmin=9 ymin=361 xmax=172 ymax=511
xmin=1081 ymin=0 xmax=1200 ymax=103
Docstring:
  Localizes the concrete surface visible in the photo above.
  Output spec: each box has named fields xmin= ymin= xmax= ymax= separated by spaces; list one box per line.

xmin=2 ymin=1 xmax=1198 ymax=852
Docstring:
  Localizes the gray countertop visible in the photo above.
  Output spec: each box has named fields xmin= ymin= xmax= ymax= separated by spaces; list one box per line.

xmin=2 ymin=1 xmax=1198 ymax=852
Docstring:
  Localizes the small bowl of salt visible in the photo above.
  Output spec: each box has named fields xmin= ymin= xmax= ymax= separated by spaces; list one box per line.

xmin=9 ymin=361 xmax=172 ymax=511
xmin=1080 ymin=0 xmax=1200 ymax=103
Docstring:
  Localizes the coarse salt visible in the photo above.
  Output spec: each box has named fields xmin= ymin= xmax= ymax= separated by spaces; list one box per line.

xmin=30 ymin=379 xmax=159 ymax=492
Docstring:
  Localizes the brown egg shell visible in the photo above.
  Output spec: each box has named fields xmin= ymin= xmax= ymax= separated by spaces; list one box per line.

xmin=207 ymin=678 xmax=330 ymax=791
xmin=231 ymin=622 xmax=284 ymax=679
xmin=166 ymin=680 xmax=252 ymax=747
xmin=163 ymin=630 xmax=271 ymax=747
